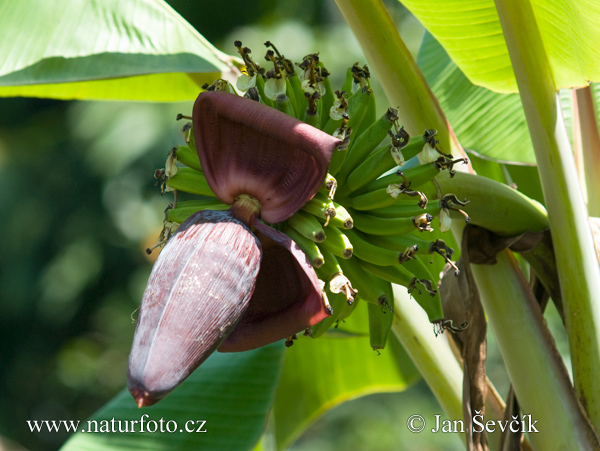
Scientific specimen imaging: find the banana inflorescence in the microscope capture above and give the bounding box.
[149,41,472,351]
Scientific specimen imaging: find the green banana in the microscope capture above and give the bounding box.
[351,82,376,138]
[166,167,215,197]
[360,255,444,324]
[167,198,229,223]
[288,74,305,118]
[283,76,299,118]
[328,87,373,175]
[336,296,360,322]
[282,224,324,268]
[368,298,394,350]
[302,192,336,225]
[330,201,354,229]
[175,145,202,172]
[342,228,401,266]
[350,208,432,236]
[435,171,549,236]
[339,108,398,184]
[402,256,445,323]
[358,258,414,288]
[397,133,428,162]
[347,187,426,211]
[274,94,296,118]
[179,121,198,154]
[254,75,273,108]
[358,162,440,194]
[369,200,442,219]
[316,246,343,280]
[287,210,326,242]
[317,246,357,302]
[309,290,346,338]
[319,76,336,129]
[346,187,395,211]
[318,225,353,259]
[321,173,337,199]
[344,143,397,194]
[366,233,433,254]
[338,257,387,306]
[303,108,320,128]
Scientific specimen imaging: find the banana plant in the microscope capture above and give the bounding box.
[4,0,600,449]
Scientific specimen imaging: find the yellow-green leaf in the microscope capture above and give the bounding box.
[402,0,600,92]
[0,0,237,101]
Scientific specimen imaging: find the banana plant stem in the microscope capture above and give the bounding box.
[471,250,600,450]
[573,86,600,217]
[391,285,464,427]
[495,0,600,430]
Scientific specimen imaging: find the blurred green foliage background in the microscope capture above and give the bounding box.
[1,1,564,450]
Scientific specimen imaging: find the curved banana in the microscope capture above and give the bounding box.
[166,167,215,197]
[369,200,442,219]
[402,256,445,323]
[342,228,401,266]
[329,87,374,175]
[302,191,336,225]
[359,257,444,323]
[339,108,397,181]
[358,162,440,195]
[275,94,296,118]
[282,224,325,268]
[368,301,394,350]
[357,258,414,288]
[175,145,202,172]
[348,188,433,211]
[366,232,433,254]
[308,290,346,338]
[350,208,433,236]
[338,257,387,306]
[318,225,353,259]
[287,210,327,242]
[330,201,354,229]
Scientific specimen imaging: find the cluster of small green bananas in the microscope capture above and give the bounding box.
[152,41,469,351]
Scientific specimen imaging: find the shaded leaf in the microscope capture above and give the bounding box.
[272,301,420,450]
[61,344,284,451]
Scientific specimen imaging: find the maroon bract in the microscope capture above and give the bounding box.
[128,92,342,407]
[193,91,339,223]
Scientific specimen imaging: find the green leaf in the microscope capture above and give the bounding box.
[272,301,420,450]
[418,33,581,166]
[401,0,600,92]
[0,0,237,101]
[61,344,284,451]
[418,33,535,164]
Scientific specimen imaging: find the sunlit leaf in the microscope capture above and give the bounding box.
[0,0,237,101]
[61,344,284,451]
[401,0,600,92]
[418,32,579,165]
[272,301,420,450]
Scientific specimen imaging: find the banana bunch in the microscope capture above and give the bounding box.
[150,41,469,351]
